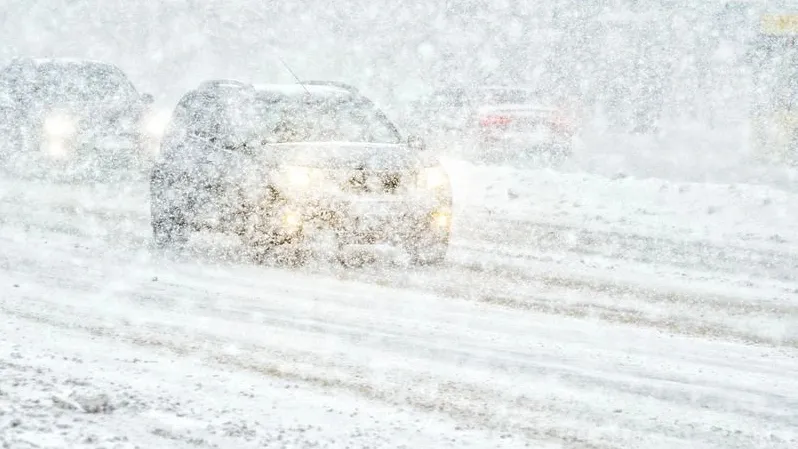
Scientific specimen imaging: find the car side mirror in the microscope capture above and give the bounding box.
[408,134,426,151]
[141,93,155,105]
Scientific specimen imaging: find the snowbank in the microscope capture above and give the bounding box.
[446,159,798,251]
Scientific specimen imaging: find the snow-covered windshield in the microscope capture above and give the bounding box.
[255,97,401,144]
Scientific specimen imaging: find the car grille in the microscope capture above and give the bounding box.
[338,169,407,195]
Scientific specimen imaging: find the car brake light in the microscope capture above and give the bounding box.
[479,115,513,127]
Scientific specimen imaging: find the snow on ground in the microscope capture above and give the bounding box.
[2,225,797,449]
[2,312,536,449]
[449,158,798,251]
[2,148,798,448]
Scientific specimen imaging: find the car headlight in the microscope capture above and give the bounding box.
[281,209,302,229]
[431,210,451,229]
[43,114,76,136]
[417,166,449,190]
[142,109,172,137]
[280,166,326,189]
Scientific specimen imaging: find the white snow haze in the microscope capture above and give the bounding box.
[1,1,798,448]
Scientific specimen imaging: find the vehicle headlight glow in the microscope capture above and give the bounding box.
[282,209,302,229]
[142,109,172,137]
[418,166,449,190]
[281,166,325,189]
[431,211,451,228]
[43,114,76,136]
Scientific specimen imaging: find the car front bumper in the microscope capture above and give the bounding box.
[263,193,452,246]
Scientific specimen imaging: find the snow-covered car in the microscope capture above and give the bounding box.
[410,85,579,164]
[150,79,452,266]
[0,57,169,175]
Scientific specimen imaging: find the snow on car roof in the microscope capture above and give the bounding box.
[253,83,352,99]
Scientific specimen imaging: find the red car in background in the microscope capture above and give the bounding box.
[409,85,581,165]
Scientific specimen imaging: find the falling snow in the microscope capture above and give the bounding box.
[1,1,798,448]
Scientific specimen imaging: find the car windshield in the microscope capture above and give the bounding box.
[253,96,401,144]
[26,63,137,103]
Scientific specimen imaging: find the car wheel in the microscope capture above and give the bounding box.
[151,207,188,249]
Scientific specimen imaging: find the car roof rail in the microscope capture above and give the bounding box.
[197,79,252,90]
[300,80,360,93]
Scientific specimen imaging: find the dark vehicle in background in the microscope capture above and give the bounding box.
[150,79,452,266]
[410,85,579,164]
[0,57,168,177]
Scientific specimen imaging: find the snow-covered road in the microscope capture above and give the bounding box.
[2,161,797,448]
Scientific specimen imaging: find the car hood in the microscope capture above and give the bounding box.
[259,141,440,170]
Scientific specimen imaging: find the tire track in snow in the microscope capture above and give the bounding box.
[4,207,797,349]
[459,217,798,283]
[4,275,796,449]
[3,202,797,348]
[2,175,797,347]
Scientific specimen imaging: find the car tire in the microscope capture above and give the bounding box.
[151,207,189,249]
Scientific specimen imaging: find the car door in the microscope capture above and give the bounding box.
[195,88,274,230]
[152,91,224,224]
[185,92,247,228]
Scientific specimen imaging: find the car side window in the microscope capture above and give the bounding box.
[185,94,228,142]
[161,89,253,161]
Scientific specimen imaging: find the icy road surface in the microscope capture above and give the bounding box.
[1,161,797,449]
